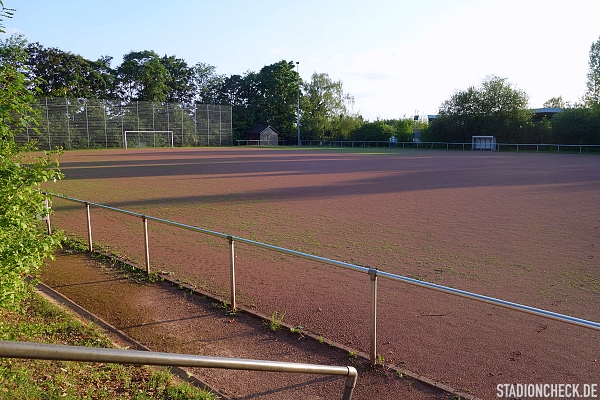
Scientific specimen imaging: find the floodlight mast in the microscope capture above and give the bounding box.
[296,61,301,146]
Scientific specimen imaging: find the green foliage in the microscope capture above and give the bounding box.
[116,50,171,102]
[382,118,416,141]
[0,28,63,310]
[350,120,395,141]
[329,114,364,140]
[255,60,300,139]
[543,96,567,109]
[0,294,217,399]
[160,54,196,104]
[191,62,224,104]
[212,60,301,140]
[268,310,285,332]
[425,75,531,143]
[24,41,115,99]
[301,72,353,140]
[0,1,14,34]
[584,35,600,108]
[551,107,600,145]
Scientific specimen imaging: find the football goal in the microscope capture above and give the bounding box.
[471,136,497,151]
[123,131,174,149]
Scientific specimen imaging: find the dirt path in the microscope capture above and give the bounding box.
[41,249,457,400]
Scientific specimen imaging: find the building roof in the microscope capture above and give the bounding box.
[427,108,563,122]
[247,125,280,135]
[532,108,563,114]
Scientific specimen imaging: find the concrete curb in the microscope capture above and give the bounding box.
[90,248,480,400]
[35,281,229,400]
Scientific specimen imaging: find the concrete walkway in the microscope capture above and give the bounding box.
[40,249,461,400]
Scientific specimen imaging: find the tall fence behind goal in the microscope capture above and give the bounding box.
[14,98,232,150]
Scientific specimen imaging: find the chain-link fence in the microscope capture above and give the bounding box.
[15,98,232,150]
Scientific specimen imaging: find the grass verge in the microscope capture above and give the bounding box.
[0,293,217,400]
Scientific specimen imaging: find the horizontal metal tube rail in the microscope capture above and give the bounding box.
[46,192,600,331]
[0,341,358,399]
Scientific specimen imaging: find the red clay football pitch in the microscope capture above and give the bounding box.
[45,147,599,398]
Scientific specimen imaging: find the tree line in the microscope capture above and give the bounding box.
[0,34,423,144]
[2,30,600,145]
[424,36,600,146]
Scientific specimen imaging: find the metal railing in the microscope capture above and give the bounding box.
[235,139,283,146]
[296,140,600,153]
[43,193,600,367]
[497,143,600,153]
[0,341,358,400]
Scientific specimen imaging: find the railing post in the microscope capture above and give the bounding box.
[342,367,358,400]
[368,268,378,365]
[85,202,93,252]
[228,236,237,311]
[143,216,150,274]
[43,199,51,235]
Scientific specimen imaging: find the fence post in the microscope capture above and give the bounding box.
[368,268,378,365]
[85,203,93,252]
[228,236,237,311]
[43,199,51,235]
[143,216,150,274]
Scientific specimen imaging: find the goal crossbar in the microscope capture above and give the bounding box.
[124,131,174,149]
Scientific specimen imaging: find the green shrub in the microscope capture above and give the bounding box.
[0,28,63,310]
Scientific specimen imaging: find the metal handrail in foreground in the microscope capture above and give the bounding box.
[44,192,600,365]
[0,341,358,399]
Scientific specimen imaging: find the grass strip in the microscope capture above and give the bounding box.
[0,294,217,399]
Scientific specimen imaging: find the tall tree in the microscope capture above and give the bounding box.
[427,75,531,143]
[212,61,301,141]
[543,96,567,109]
[160,54,194,104]
[192,62,224,104]
[116,50,170,102]
[0,38,116,99]
[302,72,352,140]
[583,35,600,108]
[254,60,301,139]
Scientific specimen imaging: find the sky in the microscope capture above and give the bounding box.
[2,0,600,121]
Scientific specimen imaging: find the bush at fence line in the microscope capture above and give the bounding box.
[0,48,64,311]
[0,143,64,311]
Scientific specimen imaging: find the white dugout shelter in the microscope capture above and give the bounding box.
[471,136,497,151]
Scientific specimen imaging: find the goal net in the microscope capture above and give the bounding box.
[123,131,174,149]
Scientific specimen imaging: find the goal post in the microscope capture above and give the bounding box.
[123,131,174,149]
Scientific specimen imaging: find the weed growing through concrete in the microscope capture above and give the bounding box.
[269,310,285,332]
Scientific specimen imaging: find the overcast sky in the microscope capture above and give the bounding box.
[3,0,599,120]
